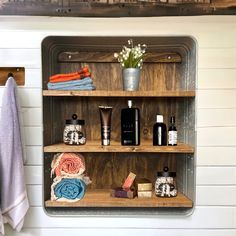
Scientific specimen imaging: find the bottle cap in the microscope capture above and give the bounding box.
[128,100,132,108]
[66,114,85,125]
[157,166,176,177]
[156,115,163,123]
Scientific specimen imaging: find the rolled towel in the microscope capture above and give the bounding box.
[51,153,85,177]
[47,77,94,90]
[51,177,86,202]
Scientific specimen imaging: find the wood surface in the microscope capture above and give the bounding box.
[0,67,25,85]
[43,90,195,97]
[55,61,188,92]
[45,190,193,208]
[45,152,179,191]
[58,52,182,63]
[43,96,193,144]
[44,141,194,153]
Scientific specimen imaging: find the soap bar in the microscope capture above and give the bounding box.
[122,172,136,190]
[137,191,152,198]
[111,187,135,199]
[135,178,152,191]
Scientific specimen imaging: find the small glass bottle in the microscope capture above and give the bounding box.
[63,114,86,145]
[153,115,167,146]
[155,167,177,197]
[168,116,177,146]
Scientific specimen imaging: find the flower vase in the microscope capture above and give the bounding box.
[122,68,141,91]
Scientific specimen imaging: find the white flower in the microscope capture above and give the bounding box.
[128,39,133,45]
[114,39,147,68]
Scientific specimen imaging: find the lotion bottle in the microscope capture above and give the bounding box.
[153,115,167,146]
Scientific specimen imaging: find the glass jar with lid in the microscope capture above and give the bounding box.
[63,114,86,145]
[155,166,177,197]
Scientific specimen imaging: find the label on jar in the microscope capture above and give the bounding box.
[168,131,177,145]
[155,177,177,197]
[63,125,86,145]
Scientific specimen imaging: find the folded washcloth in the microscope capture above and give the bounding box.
[50,66,89,80]
[48,77,92,88]
[48,77,95,90]
[0,77,29,234]
[51,153,85,177]
[51,177,87,202]
[50,84,96,91]
[49,67,91,83]
[50,72,91,83]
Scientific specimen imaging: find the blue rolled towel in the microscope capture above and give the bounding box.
[47,77,94,90]
[53,178,86,201]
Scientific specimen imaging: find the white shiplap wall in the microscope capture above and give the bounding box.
[0,16,236,236]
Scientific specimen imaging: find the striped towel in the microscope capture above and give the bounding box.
[51,176,86,202]
[51,153,86,178]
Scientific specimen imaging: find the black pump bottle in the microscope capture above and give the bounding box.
[121,100,140,146]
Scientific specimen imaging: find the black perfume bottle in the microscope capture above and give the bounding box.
[121,100,140,145]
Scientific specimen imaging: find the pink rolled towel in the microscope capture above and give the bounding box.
[51,152,85,177]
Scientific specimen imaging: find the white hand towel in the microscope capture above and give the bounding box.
[0,77,29,234]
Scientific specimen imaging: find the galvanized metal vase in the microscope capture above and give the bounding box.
[122,68,141,91]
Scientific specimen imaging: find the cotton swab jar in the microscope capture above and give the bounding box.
[155,166,177,198]
[63,114,86,145]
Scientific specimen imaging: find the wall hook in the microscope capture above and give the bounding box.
[8,72,14,78]
[0,67,25,86]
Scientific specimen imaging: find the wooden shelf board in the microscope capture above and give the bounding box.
[44,141,194,153]
[58,51,182,63]
[45,190,193,208]
[43,90,195,97]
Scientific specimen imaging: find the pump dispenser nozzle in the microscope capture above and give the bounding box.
[128,100,132,108]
